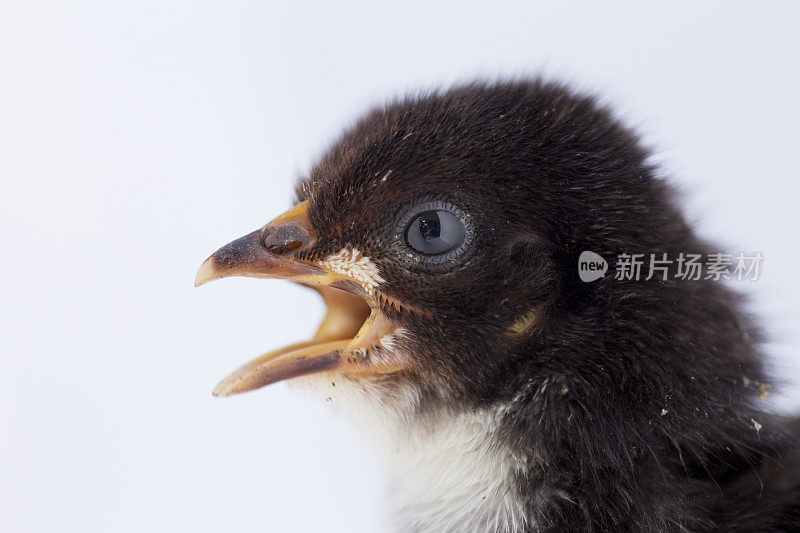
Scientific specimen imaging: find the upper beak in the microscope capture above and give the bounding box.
[195,201,405,397]
[194,201,323,288]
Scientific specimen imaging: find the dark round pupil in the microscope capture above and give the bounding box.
[417,211,441,240]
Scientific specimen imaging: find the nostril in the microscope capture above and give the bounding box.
[267,240,302,255]
[261,223,311,256]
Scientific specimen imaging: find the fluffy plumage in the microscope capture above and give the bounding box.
[283,80,799,530]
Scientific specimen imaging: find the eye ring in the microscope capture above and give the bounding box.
[395,200,472,265]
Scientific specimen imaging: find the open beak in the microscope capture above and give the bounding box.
[195,201,405,397]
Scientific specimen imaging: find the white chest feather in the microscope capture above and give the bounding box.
[292,377,530,532]
[383,409,529,532]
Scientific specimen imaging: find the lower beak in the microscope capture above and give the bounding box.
[195,201,405,397]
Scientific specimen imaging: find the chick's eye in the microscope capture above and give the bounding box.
[404,210,464,255]
[398,199,472,265]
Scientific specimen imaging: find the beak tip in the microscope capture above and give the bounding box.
[194,257,218,288]
[212,380,235,397]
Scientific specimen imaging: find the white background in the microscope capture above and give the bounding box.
[1,2,798,531]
